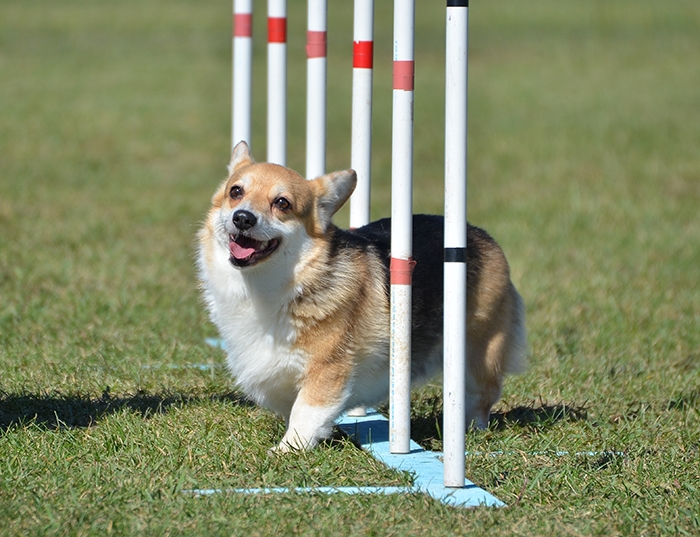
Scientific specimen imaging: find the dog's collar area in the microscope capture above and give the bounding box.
[229,234,280,267]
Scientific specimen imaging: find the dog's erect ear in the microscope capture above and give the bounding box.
[228,141,254,175]
[313,169,357,233]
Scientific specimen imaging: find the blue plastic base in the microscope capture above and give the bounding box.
[335,410,504,508]
[196,338,504,508]
[186,411,504,508]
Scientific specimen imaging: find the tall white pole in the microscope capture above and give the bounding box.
[349,0,374,229]
[232,0,253,150]
[306,0,328,179]
[344,0,375,420]
[443,0,468,488]
[267,0,287,165]
[389,0,416,455]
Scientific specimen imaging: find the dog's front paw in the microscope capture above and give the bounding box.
[267,445,283,456]
[271,431,319,453]
[267,442,295,455]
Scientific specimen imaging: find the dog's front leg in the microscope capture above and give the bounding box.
[274,391,346,452]
[273,327,355,452]
[274,358,351,452]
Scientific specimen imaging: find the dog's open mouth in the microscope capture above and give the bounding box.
[228,234,280,267]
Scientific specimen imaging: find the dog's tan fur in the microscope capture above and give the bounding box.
[197,142,526,451]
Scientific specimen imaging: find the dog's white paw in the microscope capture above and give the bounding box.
[273,432,317,453]
[267,440,307,455]
[267,444,289,455]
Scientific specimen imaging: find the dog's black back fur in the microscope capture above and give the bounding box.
[328,215,499,379]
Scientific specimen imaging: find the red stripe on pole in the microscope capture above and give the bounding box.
[268,17,286,43]
[306,31,327,58]
[393,60,415,91]
[390,257,417,285]
[353,41,374,69]
[234,14,253,38]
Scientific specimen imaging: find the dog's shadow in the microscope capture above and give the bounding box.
[0,389,252,431]
[409,402,589,449]
[489,403,589,429]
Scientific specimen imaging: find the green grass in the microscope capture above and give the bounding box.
[1,0,700,535]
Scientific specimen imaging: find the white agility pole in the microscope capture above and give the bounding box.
[306,0,328,179]
[345,0,375,420]
[232,0,253,150]
[389,0,416,455]
[443,0,469,487]
[267,0,287,165]
[349,0,374,230]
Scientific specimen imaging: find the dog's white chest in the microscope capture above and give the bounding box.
[202,258,307,415]
[224,317,306,415]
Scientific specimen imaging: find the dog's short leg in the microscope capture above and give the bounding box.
[464,282,527,430]
[274,395,344,452]
[273,333,355,451]
[465,388,500,430]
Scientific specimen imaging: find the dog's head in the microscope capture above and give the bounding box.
[208,141,357,269]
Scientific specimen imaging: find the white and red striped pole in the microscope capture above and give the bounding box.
[389,0,416,455]
[267,0,287,165]
[349,0,374,230]
[344,0,375,420]
[443,0,469,487]
[306,0,328,179]
[232,0,253,150]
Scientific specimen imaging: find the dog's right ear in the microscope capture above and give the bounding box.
[228,141,254,175]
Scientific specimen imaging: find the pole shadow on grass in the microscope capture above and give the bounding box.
[0,389,253,431]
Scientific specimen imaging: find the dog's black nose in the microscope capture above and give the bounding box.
[232,210,257,230]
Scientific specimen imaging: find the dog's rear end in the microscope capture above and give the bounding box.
[352,215,527,430]
[463,224,527,428]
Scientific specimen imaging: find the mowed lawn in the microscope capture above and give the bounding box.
[1,0,700,535]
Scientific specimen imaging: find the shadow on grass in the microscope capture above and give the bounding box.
[490,403,589,429]
[0,389,252,431]
[668,389,699,411]
[410,402,589,449]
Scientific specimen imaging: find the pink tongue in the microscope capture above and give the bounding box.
[229,241,256,260]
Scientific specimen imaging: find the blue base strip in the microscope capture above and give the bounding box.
[205,338,227,350]
[335,410,505,508]
[459,450,625,458]
[142,363,217,371]
[186,486,415,497]
[199,337,503,508]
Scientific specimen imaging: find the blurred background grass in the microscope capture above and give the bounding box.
[1,0,699,534]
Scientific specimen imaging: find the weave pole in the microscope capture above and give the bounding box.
[267,0,287,165]
[443,0,468,487]
[306,0,328,179]
[229,0,474,490]
[389,0,416,455]
[349,0,374,230]
[344,0,375,420]
[232,0,253,150]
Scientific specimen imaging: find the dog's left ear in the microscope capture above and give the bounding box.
[228,141,254,176]
[314,169,357,232]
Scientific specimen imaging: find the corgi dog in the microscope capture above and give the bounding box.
[197,141,526,452]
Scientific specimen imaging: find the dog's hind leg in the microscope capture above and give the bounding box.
[465,284,527,430]
[464,336,506,430]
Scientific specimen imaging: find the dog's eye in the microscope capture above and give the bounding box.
[273,197,291,211]
[229,185,244,199]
